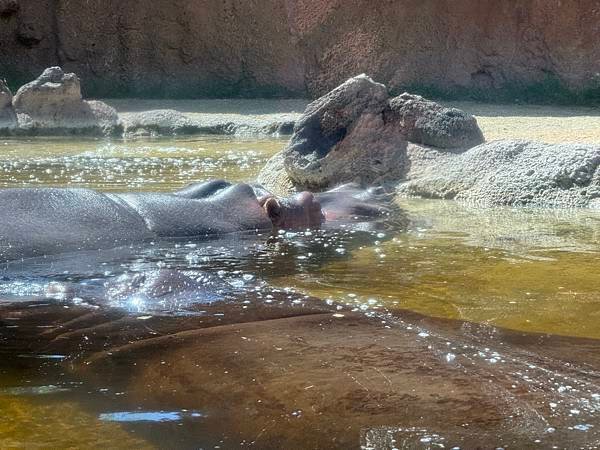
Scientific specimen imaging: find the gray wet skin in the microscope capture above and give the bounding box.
[0,180,387,263]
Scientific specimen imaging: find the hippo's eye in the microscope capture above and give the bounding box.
[264,198,282,221]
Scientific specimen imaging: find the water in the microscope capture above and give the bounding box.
[0,135,599,448]
[0,135,283,191]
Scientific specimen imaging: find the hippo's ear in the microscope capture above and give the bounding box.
[263,197,282,223]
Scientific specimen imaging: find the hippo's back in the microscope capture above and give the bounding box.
[117,183,272,238]
[0,188,152,262]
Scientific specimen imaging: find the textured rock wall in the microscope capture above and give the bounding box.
[1,0,599,98]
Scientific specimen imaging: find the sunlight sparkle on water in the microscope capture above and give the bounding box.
[99,410,204,423]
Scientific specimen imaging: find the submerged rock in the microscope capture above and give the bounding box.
[0,78,17,131]
[398,139,600,208]
[12,67,120,135]
[259,74,482,193]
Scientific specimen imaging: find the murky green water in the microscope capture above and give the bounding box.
[1,136,599,448]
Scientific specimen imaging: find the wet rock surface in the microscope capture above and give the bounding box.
[11,67,119,135]
[399,139,600,207]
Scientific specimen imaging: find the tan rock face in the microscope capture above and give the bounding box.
[0,0,599,98]
[12,67,119,134]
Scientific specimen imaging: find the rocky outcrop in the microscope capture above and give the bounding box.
[398,140,600,208]
[259,75,483,192]
[0,0,599,99]
[0,79,17,131]
[256,152,297,197]
[12,67,119,135]
[259,75,600,209]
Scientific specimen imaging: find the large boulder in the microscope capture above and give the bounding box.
[398,139,600,208]
[0,78,17,131]
[386,93,484,149]
[281,75,407,191]
[12,67,120,135]
[258,74,483,193]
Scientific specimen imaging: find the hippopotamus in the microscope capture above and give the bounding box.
[0,180,392,263]
[44,268,232,313]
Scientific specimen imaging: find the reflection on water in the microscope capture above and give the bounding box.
[0,136,599,448]
[275,200,600,339]
[0,136,283,191]
[99,410,204,423]
[1,385,70,395]
[0,372,152,449]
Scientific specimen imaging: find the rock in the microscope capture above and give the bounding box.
[0,0,18,17]
[386,93,484,149]
[279,74,408,190]
[0,79,17,131]
[122,109,200,137]
[259,75,481,193]
[259,120,295,136]
[257,152,297,197]
[397,139,600,208]
[12,67,120,135]
[121,110,296,138]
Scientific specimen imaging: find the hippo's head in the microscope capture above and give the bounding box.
[259,192,324,230]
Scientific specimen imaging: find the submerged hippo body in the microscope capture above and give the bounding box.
[0,182,273,262]
[0,181,390,263]
[0,187,154,263]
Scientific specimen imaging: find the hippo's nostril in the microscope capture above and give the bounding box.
[297,191,315,205]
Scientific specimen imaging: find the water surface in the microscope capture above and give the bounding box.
[0,135,599,448]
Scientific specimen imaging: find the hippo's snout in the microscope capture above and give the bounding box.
[263,191,325,230]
